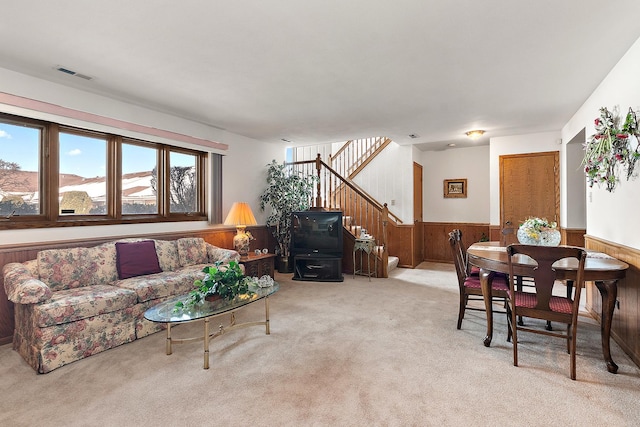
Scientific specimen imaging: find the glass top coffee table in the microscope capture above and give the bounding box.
[144,283,279,369]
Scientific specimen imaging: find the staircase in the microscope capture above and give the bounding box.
[286,138,402,277]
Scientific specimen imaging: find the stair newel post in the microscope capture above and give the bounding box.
[315,153,323,208]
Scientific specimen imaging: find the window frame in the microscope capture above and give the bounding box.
[0,112,209,230]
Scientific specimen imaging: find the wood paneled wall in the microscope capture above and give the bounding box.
[387,223,418,268]
[0,226,275,345]
[423,222,490,263]
[584,235,640,368]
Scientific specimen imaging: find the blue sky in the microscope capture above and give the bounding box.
[1,121,193,177]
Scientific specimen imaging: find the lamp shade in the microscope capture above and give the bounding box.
[224,202,257,227]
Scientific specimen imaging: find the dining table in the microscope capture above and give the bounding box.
[467,241,629,374]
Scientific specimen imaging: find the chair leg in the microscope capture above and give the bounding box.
[506,306,512,342]
[516,276,525,326]
[457,293,466,329]
[569,323,577,380]
[512,311,519,367]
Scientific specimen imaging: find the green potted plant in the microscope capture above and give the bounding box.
[259,160,316,272]
[174,261,251,309]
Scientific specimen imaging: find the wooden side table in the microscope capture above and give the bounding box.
[239,253,276,279]
[353,238,377,281]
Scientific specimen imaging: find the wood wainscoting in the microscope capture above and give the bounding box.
[584,235,640,368]
[423,222,490,263]
[0,226,275,346]
[387,222,420,268]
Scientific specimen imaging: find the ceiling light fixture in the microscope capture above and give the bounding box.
[465,130,485,139]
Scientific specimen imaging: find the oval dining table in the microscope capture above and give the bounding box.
[467,241,629,374]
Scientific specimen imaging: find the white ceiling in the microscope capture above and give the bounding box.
[1,1,640,151]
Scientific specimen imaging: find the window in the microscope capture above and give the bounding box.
[0,119,42,217]
[59,130,107,215]
[169,151,198,213]
[0,112,211,229]
[122,142,158,215]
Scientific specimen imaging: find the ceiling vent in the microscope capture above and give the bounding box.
[54,66,93,81]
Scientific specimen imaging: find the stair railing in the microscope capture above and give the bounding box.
[330,137,391,179]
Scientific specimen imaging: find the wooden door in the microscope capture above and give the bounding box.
[413,162,423,264]
[499,151,559,246]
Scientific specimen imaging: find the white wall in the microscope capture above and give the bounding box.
[421,145,490,223]
[489,132,561,226]
[353,142,414,223]
[0,67,281,245]
[564,130,587,229]
[562,36,640,249]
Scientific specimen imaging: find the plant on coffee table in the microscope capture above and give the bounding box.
[174,261,253,310]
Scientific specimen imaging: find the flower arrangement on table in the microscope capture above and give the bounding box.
[582,106,640,192]
[174,261,274,310]
[519,217,557,240]
[517,217,560,246]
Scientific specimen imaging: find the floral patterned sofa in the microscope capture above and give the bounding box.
[2,237,239,373]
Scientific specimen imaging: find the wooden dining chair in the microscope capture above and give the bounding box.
[450,229,479,276]
[448,230,509,330]
[505,244,587,380]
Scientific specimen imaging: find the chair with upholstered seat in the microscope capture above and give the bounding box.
[449,230,509,330]
[505,244,587,380]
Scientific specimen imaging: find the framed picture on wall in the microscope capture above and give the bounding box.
[443,179,467,198]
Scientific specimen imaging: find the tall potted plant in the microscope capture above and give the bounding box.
[259,160,316,272]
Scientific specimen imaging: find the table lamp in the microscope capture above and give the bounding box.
[224,202,257,257]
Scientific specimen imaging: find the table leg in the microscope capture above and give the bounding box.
[203,318,210,370]
[480,268,493,347]
[353,250,356,279]
[594,280,619,374]
[166,323,172,355]
[265,296,271,335]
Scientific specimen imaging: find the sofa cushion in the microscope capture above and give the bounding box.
[154,239,181,271]
[115,240,162,279]
[87,242,119,285]
[33,284,138,328]
[177,237,208,266]
[207,245,240,263]
[113,269,204,303]
[38,248,90,292]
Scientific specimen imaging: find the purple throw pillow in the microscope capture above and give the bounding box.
[115,240,162,280]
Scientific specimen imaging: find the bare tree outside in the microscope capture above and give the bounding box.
[169,166,196,212]
[150,165,196,213]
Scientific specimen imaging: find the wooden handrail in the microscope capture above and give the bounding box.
[330,137,391,180]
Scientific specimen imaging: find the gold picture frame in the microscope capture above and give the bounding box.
[443,179,467,198]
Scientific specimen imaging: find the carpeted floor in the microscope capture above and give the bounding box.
[1,262,639,426]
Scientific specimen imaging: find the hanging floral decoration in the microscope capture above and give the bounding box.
[582,106,640,192]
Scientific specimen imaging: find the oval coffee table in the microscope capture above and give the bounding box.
[144,283,279,369]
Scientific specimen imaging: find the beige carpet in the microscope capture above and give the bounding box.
[1,262,640,427]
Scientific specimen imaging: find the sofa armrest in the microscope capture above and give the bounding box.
[206,244,240,264]
[3,262,53,304]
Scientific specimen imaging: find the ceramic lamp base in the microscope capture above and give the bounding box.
[233,226,251,256]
